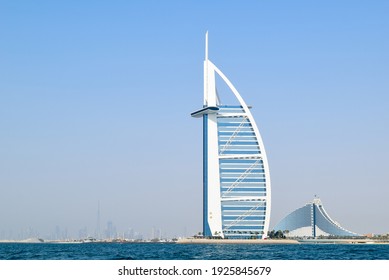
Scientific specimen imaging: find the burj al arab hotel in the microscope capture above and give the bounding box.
[191,33,271,239]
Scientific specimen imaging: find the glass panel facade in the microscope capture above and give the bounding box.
[217,106,267,239]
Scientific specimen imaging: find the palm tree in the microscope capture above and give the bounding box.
[268,230,276,239]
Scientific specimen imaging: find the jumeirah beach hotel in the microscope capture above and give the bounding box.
[273,197,360,238]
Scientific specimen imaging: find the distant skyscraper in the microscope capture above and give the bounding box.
[151,227,162,240]
[95,200,101,239]
[273,197,359,237]
[105,220,116,239]
[191,33,271,239]
[127,228,134,239]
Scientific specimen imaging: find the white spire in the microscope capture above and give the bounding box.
[205,31,208,61]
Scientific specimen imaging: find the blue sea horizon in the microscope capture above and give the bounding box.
[1,243,389,260]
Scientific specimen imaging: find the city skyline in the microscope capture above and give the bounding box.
[0,203,165,241]
[1,1,388,238]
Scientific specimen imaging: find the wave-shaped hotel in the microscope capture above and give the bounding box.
[273,197,360,238]
[191,33,271,239]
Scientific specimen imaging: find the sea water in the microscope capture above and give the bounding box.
[1,243,389,260]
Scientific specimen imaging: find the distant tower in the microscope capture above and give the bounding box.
[95,200,101,239]
[191,32,271,239]
[151,227,155,240]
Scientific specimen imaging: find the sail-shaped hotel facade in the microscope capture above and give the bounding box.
[191,33,271,239]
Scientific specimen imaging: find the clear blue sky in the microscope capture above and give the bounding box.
[1,0,388,239]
